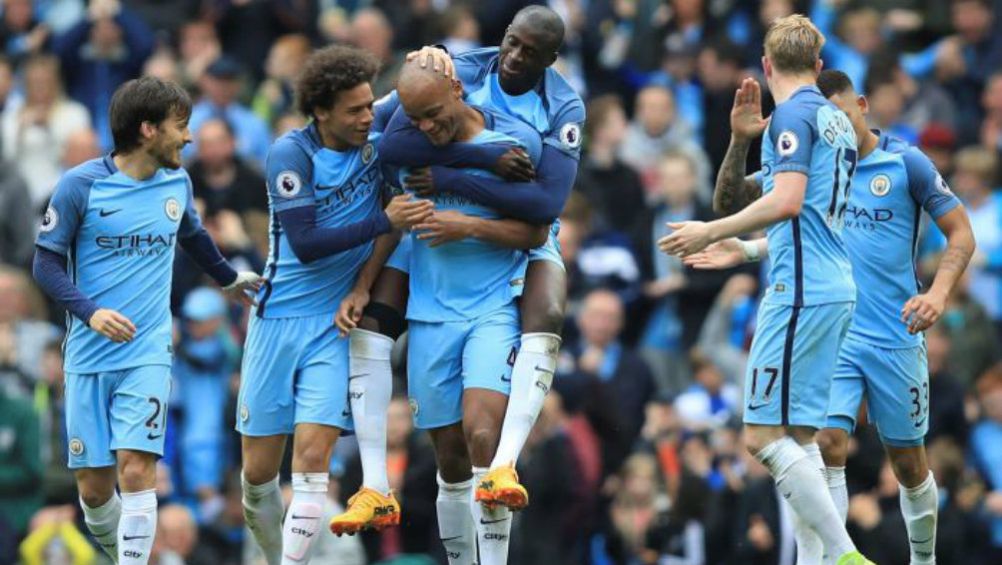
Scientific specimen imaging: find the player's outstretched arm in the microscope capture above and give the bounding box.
[414,210,549,249]
[378,108,535,182]
[714,78,767,215]
[682,237,769,270]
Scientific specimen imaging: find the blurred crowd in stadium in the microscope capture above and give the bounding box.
[3,0,1002,564]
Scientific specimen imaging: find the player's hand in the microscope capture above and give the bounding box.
[335,287,369,337]
[747,515,774,551]
[901,290,947,334]
[89,309,136,343]
[405,46,455,78]
[385,194,434,229]
[223,271,264,308]
[414,210,474,247]
[731,77,768,142]
[493,147,535,182]
[403,167,439,198]
[682,238,746,270]
[658,221,714,257]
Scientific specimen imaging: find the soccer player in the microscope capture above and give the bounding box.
[332,5,583,523]
[688,69,975,565]
[236,46,433,565]
[31,76,262,565]
[376,60,548,565]
[659,15,876,565]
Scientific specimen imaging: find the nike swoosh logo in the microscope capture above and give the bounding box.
[747,403,769,411]
[99,208,122,217]
[348,373,370,380]
[146,433,163,440]
[341,409,351,417]
[914,418,927,428]
[480,517,509,524]
[781,491,792,500]
[291,514,319,520]
[534,364,555,375]
[122,535,149,541]
[501,375,511,383]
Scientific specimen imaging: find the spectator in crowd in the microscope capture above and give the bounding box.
[187,56,272,166]
[924,324,970,446]
[698,37,747,174]
[920,123,959,181]
[941,277,1000,390]
[865,50,957,139]
[60,127,101,170]
[674,353,741,432]
[0,157,34,268]
[143,47,181,84]
[812,3,885,91]
[0,266,61,384]
[0,0,50,67]
[177,19,221,88]
[252,33,311,127]
[971,367,1002,563]
[866,74,918,143]
[0,374,42,546]
[619,84,710,200]
[349,7,404,98]
[0,53,20,112]
[17,506,93,565]
[36,340,75,505]
[51,0,155,150]
[171,288,239,522]
[696,273,757,386]
[573,94,646,234]
[158,504,219,565]
[438,4,481,55]
[1,54,90,208]
[188,118,268,217]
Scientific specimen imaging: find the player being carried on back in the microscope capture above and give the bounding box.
[235,46,433,565]
[330,2,584,533]
[687,69,975,565]
[32,77,262,565]
[660,14,876,565]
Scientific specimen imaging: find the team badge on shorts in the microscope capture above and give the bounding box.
[40,206,58,233]
[361,143,375,164]
[409,398,419,417]
[164,197,182,221]
[559,123,582,151]
[276,171,302,198]
[778,131,798,156]
[69,438,85,456]
[240,404,250,423]
[870,174,892,197]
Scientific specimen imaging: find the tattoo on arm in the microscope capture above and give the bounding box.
[937,244,973,278]
[714,139,762,216]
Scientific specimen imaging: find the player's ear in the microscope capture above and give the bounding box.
[451,78,463,99]
[815,58,823,75]
[139,120,157,143]
[761,56,770,78]
[857,94,869,116]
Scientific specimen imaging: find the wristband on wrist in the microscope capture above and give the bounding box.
[740,240,761,263]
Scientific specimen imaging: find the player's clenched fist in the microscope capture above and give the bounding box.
[89,308,136,343]
[385,194,434,229]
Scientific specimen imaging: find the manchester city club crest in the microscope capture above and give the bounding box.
[361,143,375,164]
[164,197,182,220]
[870,173,892,197]
[40,206,58,232]
[69,438,84,456]
[276,170,302,198]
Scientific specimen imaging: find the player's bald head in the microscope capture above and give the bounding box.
[510,5,565,54]
[397,57,466,146]
[397,57,451,100]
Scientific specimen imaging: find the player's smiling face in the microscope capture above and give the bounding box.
[314,82,375,151]
[150,111,191,170]
[498,24,556,94]
[399,75,464,146]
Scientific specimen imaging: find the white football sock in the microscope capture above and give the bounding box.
[900,471,938,565]
[792,443,825,565]
[349,329,394,495]
[437,474,478,565]
[471,466,511,565]
[282,473,327,565]
[242,473,284,565]
[824,466,849,565]
[82,493,121,563]
[757,437,856,559]
[491,333,560,468]
[118,489,157,565]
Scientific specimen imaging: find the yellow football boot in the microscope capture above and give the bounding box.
[475,465,529,510]
[328,487,401,536]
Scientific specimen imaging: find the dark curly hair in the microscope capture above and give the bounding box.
[296,46,380,119]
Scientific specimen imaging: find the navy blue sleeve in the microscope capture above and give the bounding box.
[378,106,511,170]
[32,247,99,324]
[432,144,578,224]
[179,229,238,286]
[278,206,392,264]
[372,91,400,133]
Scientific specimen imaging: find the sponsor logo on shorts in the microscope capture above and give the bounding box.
[69,438,84,456]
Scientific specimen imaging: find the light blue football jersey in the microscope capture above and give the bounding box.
[256,124,386,318]
[454,47,585,161]
[36,156,200,373]
[760,85,857,307]
[843,134,961,347]
[402,107,542,322]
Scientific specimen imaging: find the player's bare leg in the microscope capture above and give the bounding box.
[77,466,121,562]
[429,422,476,565]
[481,260,565,509]
[331,267,407,535]
[114,449,158,565]
[282,424,340,564]
[886,445,937,565]
[241,434,287,565]
[464,388,513,565]
[746,424,861,564]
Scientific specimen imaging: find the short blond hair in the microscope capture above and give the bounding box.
[765,14,825,74]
